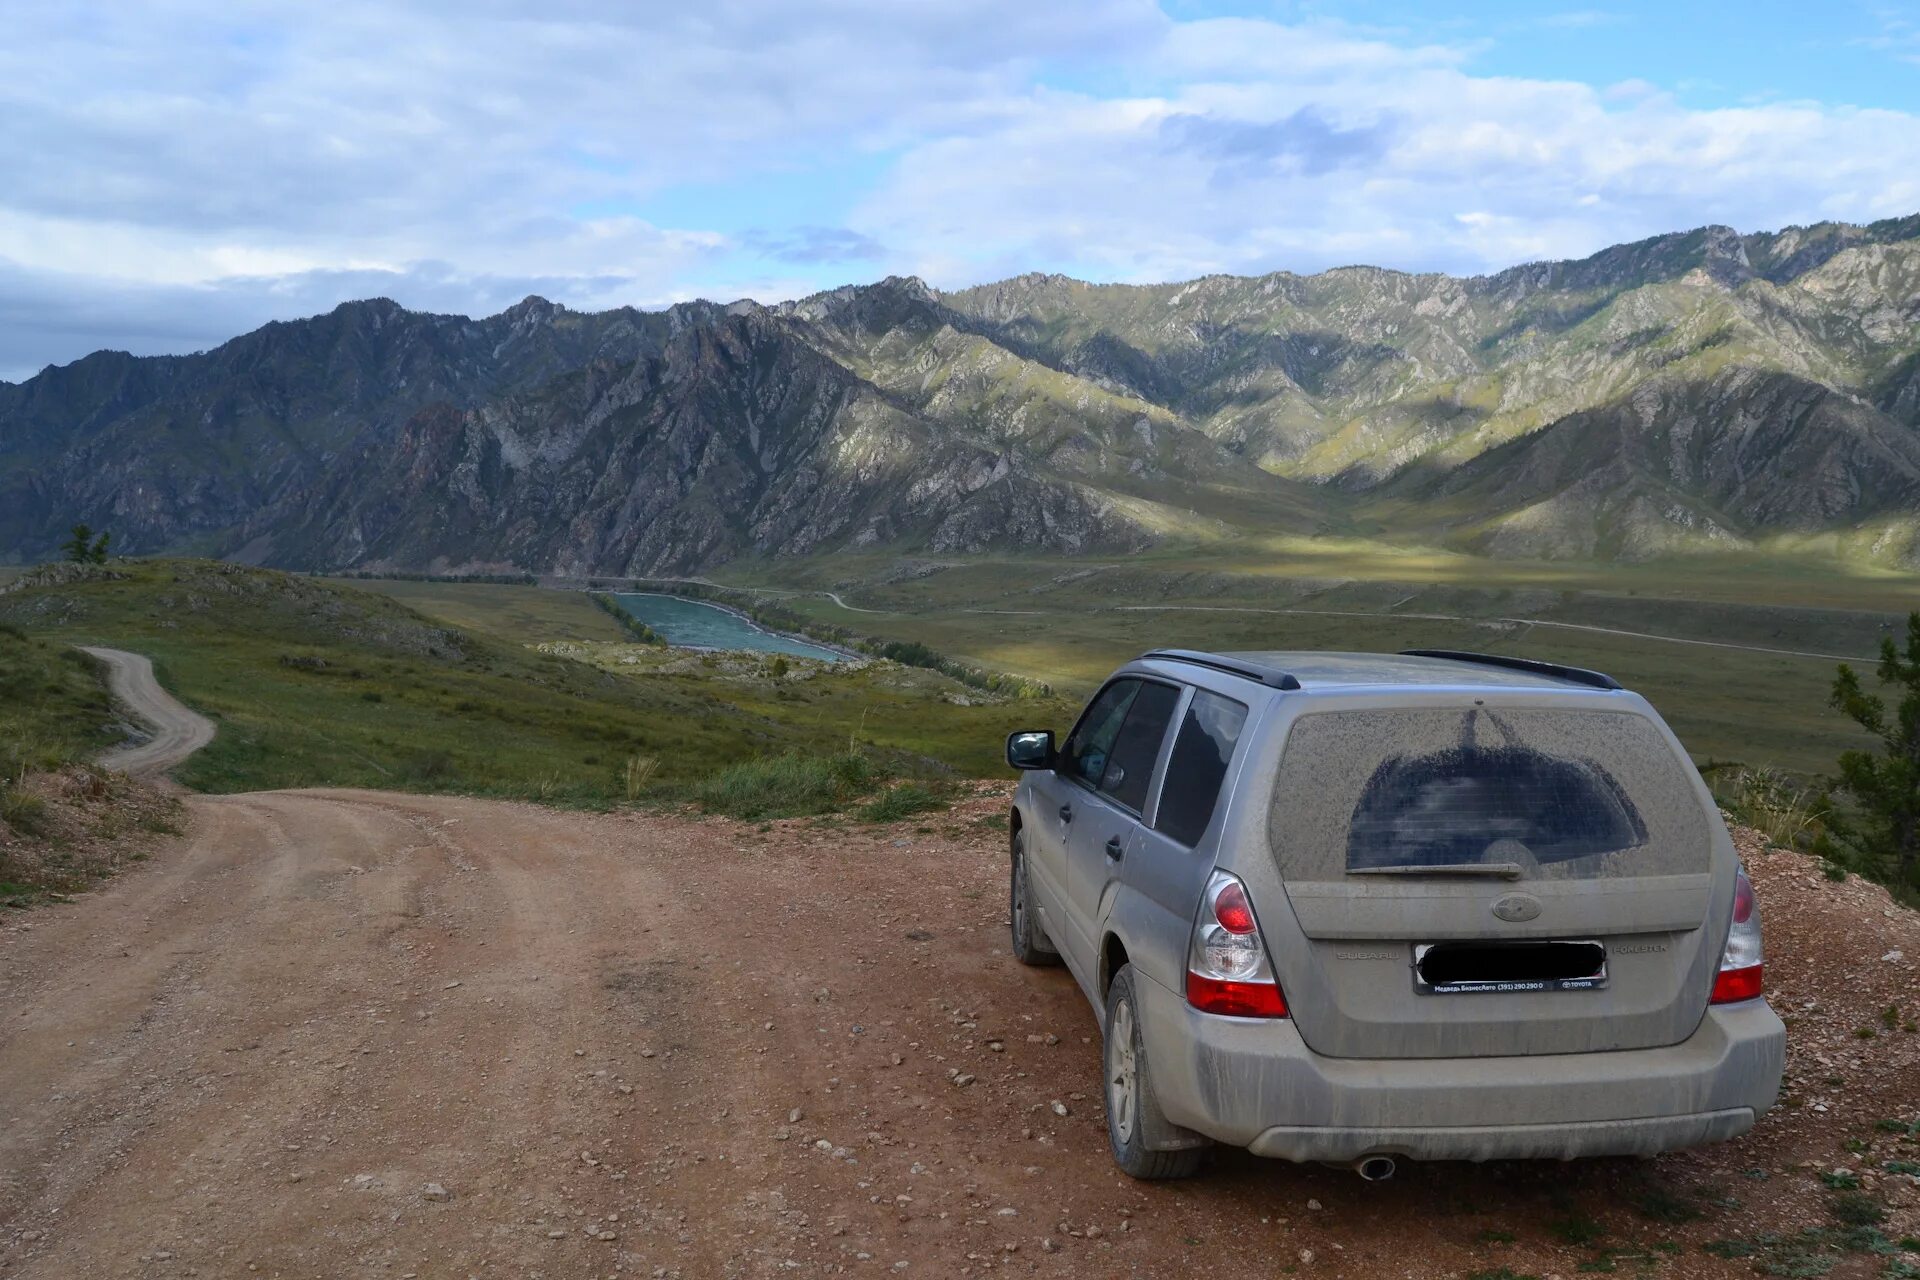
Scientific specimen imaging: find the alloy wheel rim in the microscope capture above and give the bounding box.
[1109,998,1137,1144]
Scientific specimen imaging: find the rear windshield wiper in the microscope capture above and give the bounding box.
[1347,862,1525,881]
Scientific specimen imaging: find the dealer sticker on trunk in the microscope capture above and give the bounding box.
[1412,941,1609,994]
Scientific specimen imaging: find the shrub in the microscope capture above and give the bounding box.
[402,750,457,783]
[0,784,50,836]
[623,754,659,804]
[1827,1192,1886,1227]
[588,592,665,645]
[693,751,882,820]
[859,782,947,823]
[1719,766,1822,848]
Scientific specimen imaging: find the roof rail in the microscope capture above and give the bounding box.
[1140,649,1302,691]
[1400,649,1622,691]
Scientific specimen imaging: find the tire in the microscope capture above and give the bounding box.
[1103,965,1207,1180]
[1009,828,1061,967]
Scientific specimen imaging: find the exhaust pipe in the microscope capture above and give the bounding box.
[1355,1155,1397,1182]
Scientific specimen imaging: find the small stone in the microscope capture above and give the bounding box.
[1050,1101,1069,1117]
[1299,1248,1315,1265]
[1306,1198,1323,1211]
[1085,1225,1103,1239]
[442,980,461,990]
[574,1048,586,1057]
[640,1048,656,1059]
[423,1183,451,1202]
[995,1207,1017,1217]
[1884,950,1906,963]
[789,1108,803,1123]
[287,1172,303,1183]
[1041,1238,1058,1254]
[547,1229,567,1239]
[988,1041,1004,1052]
[952,1073,975,1087]
[616,1084,633,1095]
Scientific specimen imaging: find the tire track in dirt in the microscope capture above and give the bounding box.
[3,786,1915,1278]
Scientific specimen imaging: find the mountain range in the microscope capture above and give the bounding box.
[6,214,1920,573]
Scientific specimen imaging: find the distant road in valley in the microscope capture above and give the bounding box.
[81,646,216,778]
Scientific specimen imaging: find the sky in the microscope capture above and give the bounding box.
[4,0,1919,381]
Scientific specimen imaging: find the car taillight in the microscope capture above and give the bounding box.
[1187,870,1288,1018]
[1711,866,1764,1004]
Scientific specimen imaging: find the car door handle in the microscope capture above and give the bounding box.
[1058,803,1073,824]
[1105,836,1124,860]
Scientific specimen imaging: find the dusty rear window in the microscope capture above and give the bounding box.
[1269,706,1709,881]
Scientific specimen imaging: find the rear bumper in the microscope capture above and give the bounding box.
[1132,970,1785,1163]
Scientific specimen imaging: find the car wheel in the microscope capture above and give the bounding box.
[1104,965,1207,1180]
[1009,828,1060,967]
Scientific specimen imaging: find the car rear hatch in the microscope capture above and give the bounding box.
[1260,698,1723,1060]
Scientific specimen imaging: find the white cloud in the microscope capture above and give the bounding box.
[2,2,1918,376]
[854,24,1920,283]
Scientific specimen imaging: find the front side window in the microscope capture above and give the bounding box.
[1097,681,1182,813]
[1060,680,1140,787]
[1156,690,1249,846]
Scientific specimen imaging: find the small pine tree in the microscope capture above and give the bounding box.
[1828,611,1920,895]
[60,523,111,564]
[61,523,95,563]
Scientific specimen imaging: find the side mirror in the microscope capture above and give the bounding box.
[1005,729,1056,771]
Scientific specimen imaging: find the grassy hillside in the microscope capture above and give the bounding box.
[709,546,1901,779]
[0,561,1072,803]
[0,626,116,776]
[337,578,1076,776]
[324,577,637,643]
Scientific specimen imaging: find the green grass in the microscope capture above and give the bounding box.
[0,624,117,778]
[859,782,948,823]
[347,578,1080,777]
[0,786,50,836]
[327,578,636,645]
[0,560,869,805]
[691,750,884,820]
[708,546,1907,779]
[1548,1214,1609,1247]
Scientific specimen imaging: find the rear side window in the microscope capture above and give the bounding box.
[1156,691,1249,847]
[1097,682,1182,813]
[1270,706,1709,882]
[1060,680,1139,786]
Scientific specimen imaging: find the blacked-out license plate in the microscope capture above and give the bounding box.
[1413,940,1608,994]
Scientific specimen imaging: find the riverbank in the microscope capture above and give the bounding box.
[607,591,858,661]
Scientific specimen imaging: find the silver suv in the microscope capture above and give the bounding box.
[1004,649,1786,1180]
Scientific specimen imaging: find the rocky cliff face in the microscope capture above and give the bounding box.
[5,214,1920,571]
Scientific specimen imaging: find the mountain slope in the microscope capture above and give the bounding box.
[252,307,1172,573]
[5,213,1920,570]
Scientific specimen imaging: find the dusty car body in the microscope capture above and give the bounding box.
[1005,649,1786,1180]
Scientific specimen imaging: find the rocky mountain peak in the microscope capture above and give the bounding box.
[6,211,1920,572]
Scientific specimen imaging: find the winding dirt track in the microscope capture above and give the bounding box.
[1,662,1915,1278]
[79,647,216,779]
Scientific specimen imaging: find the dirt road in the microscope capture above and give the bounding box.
[2,656,1916,1276]
[2,783,1917,1279]
[79,647,216,779]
